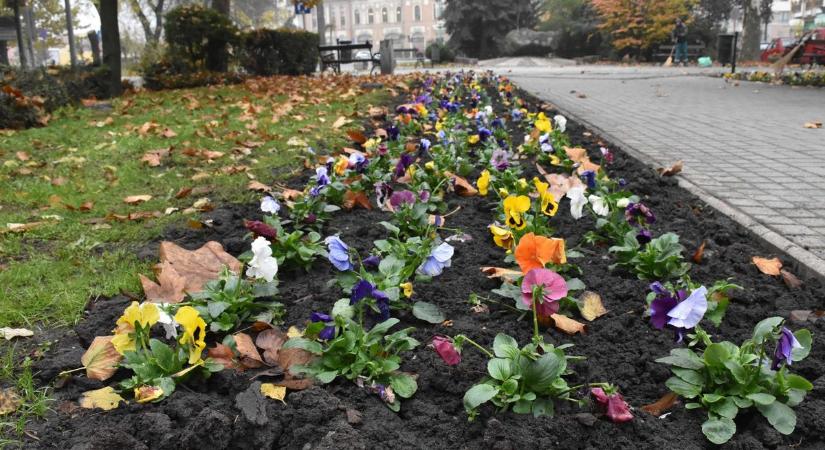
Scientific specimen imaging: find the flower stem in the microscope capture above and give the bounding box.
[458,335,494,358]
[532,287,541,344]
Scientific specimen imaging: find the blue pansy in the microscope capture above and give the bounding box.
[325,236,353,271]
[417,242,455,277]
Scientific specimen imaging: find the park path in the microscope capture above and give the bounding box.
[508,67,825,277]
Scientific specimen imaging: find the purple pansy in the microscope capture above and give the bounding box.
[478,127,492,142]
[348,152,369,173]
[636,229,653,245]
[362,255,381,269]
[772,327,803,370]
[394,153,416,178]
[311,166,331,197]
[649,282,687,330]
[581,170,597,189]
[666,286,708,340]
[387,126,400,141]
[419,190,431,203]
[325,236,353,271]
[310,312,336,340]
[417,242,454,277]
[600,147,614,164]
[625,202,656,226]
[375,182,393,207]
[491,149,510,171]
[390,190,417,208]
[350,280,390,320]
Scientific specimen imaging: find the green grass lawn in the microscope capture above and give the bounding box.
[0,76,391,329]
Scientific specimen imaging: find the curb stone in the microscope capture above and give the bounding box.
[520,93,825,284]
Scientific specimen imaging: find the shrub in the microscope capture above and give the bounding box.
[239,29,319,76]
[425,42,455,63]
[164,5,239,71]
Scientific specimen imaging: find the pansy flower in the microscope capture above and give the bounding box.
[419,138,432,154]
[468,134,480,145]
[567,186,588,219]
[650,284,708,341]
[589,195,610,217]
[394,153,415,178]
[636,229,653,245]
[503,195,530,230]
[417,242,455,277]
[390,190,416,208]
[581,170,597,190]
[591,387,633,423]
[432,336,461,366]
[310,166,330,197]
[514,232,566,274]
[112,302,161,354]
[400,282,414,298]
[625,202,655,226]
[477,170,490,196]
[350,280,391,320]
[348,152,368,172]
[772,327,803,370]
[539,133,554,153]
[375,182,393,207]
[362,255,381,269]
[246,236,278,282]
[175,306,207,365]
[334,155,350,176]
[553,115,567,133]
[489,224,514,251]
[478,127,492,142]
[540,190,559,217]
[521,268,568,317]
[534,112,552,133]
[260,196,280,214]
[310,312,336,340]
[600,147,614,164]
[244,220,278,240]
[325,236,353,271]
[491,149,510,171]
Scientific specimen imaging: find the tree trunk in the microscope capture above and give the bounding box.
[209,0,230,72]
[88,30,101,65]
[64,0,78,68]
[316,1,326,45]
[0,41,8,65]
[740,0,762,61]
[153,0,165,43]
[100,0,122,96]
[12,0,27,68]
[24,4,36,66]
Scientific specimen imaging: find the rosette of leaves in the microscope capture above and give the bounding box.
[251,218,326,271]
[283,316,420,412]
[656,317,813,444]
[609,232,690,280]
[463,334,577,420]
[188,268,284,332]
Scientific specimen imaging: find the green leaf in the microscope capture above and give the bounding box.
[685,402,703,409]
[412,302,445,324]
[207,301,230,319]
[656,348,705,370]
[665,376,701,398]
[672,368,703,386]
[752,317,784,344]
[746,393,776,406]
[565,278,586,291]
[531,397,554,417]
[521,352,566,392]
[316,371,338,384]
[703,343,730,368]
[390,373,418,398]
[492,334,519,358]
[331,298,354,320]
[792,329,812,362]
[731,396,753,408]
[724,360,747,384]
[702,393,724,403]
[282,338,323,355]
[149,339,177,373]
[702,418,736,444]
[512,399,532,414]
[487,358,512,381]
[463,383,499,411]
[378,221,400,234]
[785,374,813,391]
[710,397,738,419]
[367,318,399,338]
[379,255,405,276]
[252,281,279,298]
[756,401,797,435]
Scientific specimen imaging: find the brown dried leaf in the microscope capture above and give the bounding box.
[207,344,239,370]
[124,194,152,204]
[234,333,264,369]
[248,180,271,192]
[781,269,802,289]
[342,190,372,210]
[692,240,706,264]
[256,328,287,366]
[15,151,30,161]
[641,392,679,417]
[550,314,586,335]
[803,121,822,129]
[139,261,187,303]
[657,160,683,177]
[0,389,21,415]
[155,241,242,294]
[579,291,608,321]
[79,387,124,411]
[161,128,177,138]
[346,130,367,144]
[480,267,522,284]
[0,327,34,340]
[278,347,314,374]
[444,171,478,197]
[175,187,193,199]
[81,336,123,381]
[752,256,782,276]
[332,116,352,129]
[564,147,588,163]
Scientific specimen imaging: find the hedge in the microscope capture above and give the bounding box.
[239,29,319,76]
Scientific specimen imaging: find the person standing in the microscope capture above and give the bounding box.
[672,18,689,66]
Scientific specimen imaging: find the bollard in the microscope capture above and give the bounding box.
[380,39,394,75]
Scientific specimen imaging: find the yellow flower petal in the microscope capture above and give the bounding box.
[174,306,206,365]
[477,170,490,196]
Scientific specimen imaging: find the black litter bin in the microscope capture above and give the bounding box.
[337,39,353,61]
[717,33,737,65]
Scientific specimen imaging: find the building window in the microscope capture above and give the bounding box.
[368,8,374,24]
[414,5,421,22]
[396,6,402,22]
[382,7,388,23]
[355,10,360,25]
[340,7,346,26]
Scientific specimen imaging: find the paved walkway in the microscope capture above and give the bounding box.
[509,67,825,277]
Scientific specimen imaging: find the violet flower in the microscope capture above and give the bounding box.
[394,153,415,178]
[362,255,381,269]
[581,170,597,190]
[648,282,686,330]
[311,166,331,197]
[417,243,454,277]
[387,126,400,141]
[432,336,461,366]
[491,149,510,171]
[324,236,353,271]
[625,202,656,226]
[771,327,803,370]
[636,229,653,245]
[244,220,278,241]
[350,280,390,320]
[348,152,369,173]
[600,147,614,164]
[419,190,431,203]
[591,388,633,423]
[390,190,417,208]
[419,138,432,155]
[478,127,492,142]
[260,196,280,214]
[375,182,393,207]
[310,312,336,340]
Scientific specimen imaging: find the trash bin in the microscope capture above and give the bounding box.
[717,34,736,65]
[337,39,352,61]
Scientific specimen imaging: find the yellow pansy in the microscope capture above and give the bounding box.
[477,170,490,196]
[175,306,207,365]
[517,178,528,190]
[415,104,428,116]
[533,177,549,195]
[406,164,417,178]
[489,225,514,251]
[541,191,559,217]
[549,154,562,166]
[498,187,509,197]
[334,155,349,176]
[468,134,480,145]
[116,301,160,331]
[435,121,444,131]
[535,112,553,133]
[400,282,414,298]
[364,138,381,151]
[112,332,136,355]
[503,195,531,230]
[425,161,436,171]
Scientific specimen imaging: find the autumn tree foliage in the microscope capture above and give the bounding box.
[590,0,696,54]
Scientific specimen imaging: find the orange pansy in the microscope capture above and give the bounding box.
[514,233,567,274]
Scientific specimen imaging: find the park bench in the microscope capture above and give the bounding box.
[654,43,707,62]
[318,40,380,74]
[393,47,428,67]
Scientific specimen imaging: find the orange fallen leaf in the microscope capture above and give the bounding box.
[564,147,588,163]
[657,160,683,177]
[151,241,241,295]
[234,333,264,369]
[579,291,608,321]
[51,177,67,186]
[752,256,782,276]
[175,187,193,199]
[160,128,177,138]
[248,180,271,192]
[208,343,239,370]
[692,240,706,264]
[280,189,303,201]
[342,190,372,210]
[803,121,822,129]
[332,116,351,129]
[15,151,30,161]
[480,267,522,284]
[139,261,187,303]
[80,336,122,381]
[549,314,586,335]
[346,130,367,144]
[141,148,170,167]
[781,269,802,289]
[444,171,478,197]
[642,392,679,417]
[124,195,152,204]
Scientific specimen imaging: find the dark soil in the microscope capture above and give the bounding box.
[21,82,825,450]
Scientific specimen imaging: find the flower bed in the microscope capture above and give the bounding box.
[26,72,825,449]
[722,70,825,88]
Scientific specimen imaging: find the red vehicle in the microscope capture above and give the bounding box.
[761,29,825,65]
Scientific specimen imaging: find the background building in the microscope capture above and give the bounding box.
[790,0,825,31]
[767,1,793,39]
[301,0,447,51]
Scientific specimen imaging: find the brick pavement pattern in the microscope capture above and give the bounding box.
[509,70,825,264]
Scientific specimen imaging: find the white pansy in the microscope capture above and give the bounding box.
[554,115,567,133]
[260,196,280,214]
[156,304,178,339]
[567,186,588,220]
[246,237,278,282]
[589,195,610,217]
[616,198,631,208]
